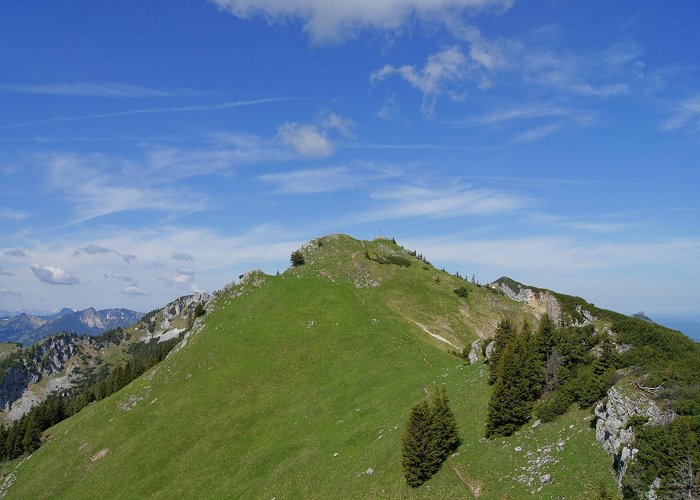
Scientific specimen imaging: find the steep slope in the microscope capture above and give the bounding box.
[0,294,209,424]
[5,235,616,498]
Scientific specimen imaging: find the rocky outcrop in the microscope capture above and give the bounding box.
[0,333,81,414]
[468,339,482,364]
[485,340,496,361]
[491,282,563,324]
[140,292,210,335]
[594,385,675,485]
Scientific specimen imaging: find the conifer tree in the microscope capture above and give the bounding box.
[22,415,41,454]
[520,321,544,400]
[488,319,514,385]
[486,333,535,437]
[534,314,556,362]
[430,385,460,457]
[402,399,434,487]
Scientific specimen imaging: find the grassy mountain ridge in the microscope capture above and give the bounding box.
[4,235,618,498]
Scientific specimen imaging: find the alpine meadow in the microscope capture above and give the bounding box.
[2,1,700,498]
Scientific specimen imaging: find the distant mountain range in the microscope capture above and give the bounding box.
[0,307,144,345]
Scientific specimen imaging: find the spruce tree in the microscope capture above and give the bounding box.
[402,399,434,487]
[430,385,460,457]
[521,321,544,400]
[22,415,41,454]
[488,319,514,385]
[486,333,534,437]
[534,314,556,362]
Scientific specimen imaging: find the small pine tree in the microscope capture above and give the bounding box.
[402,399,434,487]
[290,250,305,267]
[430,385,460,457]
[22,415,41,454]
[488,319,515,385]
[486,332,535,437]
[534,314,556,363]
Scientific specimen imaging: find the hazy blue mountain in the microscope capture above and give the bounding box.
[0,308,143,345]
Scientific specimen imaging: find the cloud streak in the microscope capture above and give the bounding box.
[0,97,299,130]
[0,82,175,98]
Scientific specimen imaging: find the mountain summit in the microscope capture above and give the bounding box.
[3,235,697,498]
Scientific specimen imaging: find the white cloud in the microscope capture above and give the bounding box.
[277,122,334,158]
[466,103,595,127]
[105,273,139,286]
[663,95,700,131]
[319,112,356,138]
[376,94,400,120]
[122,286,149,297]
[30,264,79,285]
[210,0,514,43]
[354,183,528,222]
[44,153,207,224]
[0,208,28,221]
[514,122,565,142]
[405,236,700,275]
[0,268,14,276]
[260,167,358,194]
[0,82,173,98]
[371,46,468,116]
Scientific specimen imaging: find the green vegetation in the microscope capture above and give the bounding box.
[606,317,700,497]
[365,251,411,268]
[5,235,617,498]
[401,386,460,487]
[290,249,305,267]
[623,417,700,498]
[453,286,468,299]
[0,335,181,464]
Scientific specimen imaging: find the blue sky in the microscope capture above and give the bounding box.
[1,0,699,316]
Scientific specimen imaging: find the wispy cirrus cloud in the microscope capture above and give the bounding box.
[0,81,175,98]
[663,95,700,132]
[44,153,208,224]
[0,97,298,130]
[405,236,700,274]
[260,166,362,194]
[352,183,528,222]
[371,46,468,116]
[0,208,28,221]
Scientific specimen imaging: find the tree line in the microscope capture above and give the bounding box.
[486,315,619,437]
[0,335,180,463]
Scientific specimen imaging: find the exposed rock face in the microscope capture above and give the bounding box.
[0,333,81,414]
[141,292,210,337]
[594,385,675,485]
[485,340,496,361]
[468,339,482,364]
[491,282,563,324]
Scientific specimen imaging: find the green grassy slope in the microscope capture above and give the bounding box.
[6,235,616,498]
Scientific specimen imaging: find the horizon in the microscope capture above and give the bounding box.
[1,1,699,316]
